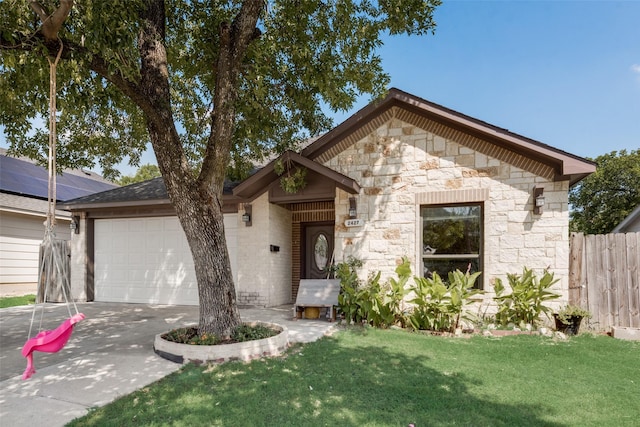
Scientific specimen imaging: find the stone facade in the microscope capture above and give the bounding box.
[327,114,570,303]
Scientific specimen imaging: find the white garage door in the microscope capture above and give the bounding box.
[94,215,237,305]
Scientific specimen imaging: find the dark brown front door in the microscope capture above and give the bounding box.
[303,223,334,279]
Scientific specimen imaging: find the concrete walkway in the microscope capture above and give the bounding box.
[0,302,336,426]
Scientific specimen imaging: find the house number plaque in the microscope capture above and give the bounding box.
[345,219,364,227]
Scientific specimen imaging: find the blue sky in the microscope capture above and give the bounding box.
[340,0,640,158]
[2,0,638,177]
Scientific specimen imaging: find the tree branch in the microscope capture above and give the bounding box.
[198,0,265,191]
[29,0,73,42]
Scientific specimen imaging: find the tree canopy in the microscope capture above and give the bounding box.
[0,0,441,336]
[117,164,161,186]
[1,0,440,180]
[569,149,640,234]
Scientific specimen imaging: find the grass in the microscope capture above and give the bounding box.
[68,328,640,427]
[0,294,35,308]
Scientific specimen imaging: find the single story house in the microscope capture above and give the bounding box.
[612,204,640,233]
[0,149,118,285]
[63,88,596,307]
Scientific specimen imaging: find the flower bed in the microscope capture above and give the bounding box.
[154,321,288,364]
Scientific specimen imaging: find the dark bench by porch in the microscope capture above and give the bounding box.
[293,279,341,322]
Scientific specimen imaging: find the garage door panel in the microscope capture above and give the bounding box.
[95,215,236,305]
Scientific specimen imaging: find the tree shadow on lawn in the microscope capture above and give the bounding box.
[72,332,562,427]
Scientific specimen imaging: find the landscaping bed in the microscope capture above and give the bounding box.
[154,321,288,364]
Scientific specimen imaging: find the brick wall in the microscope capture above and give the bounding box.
[236,193,293,306]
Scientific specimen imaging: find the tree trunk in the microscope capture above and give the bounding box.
[172,182,242,338]
[136,0,244,337]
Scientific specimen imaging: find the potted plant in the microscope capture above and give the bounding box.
[554,305,591,335]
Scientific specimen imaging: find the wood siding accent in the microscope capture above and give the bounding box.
[415,188,490,205]
[569,232,640,331]
[290,201,335,300]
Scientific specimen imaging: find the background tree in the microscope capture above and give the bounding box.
[118,164,162,186]
[569,149,640,234]
[1,0,441,336]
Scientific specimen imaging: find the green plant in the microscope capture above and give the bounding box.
[408,272,451,332]
[408,270,482,332]
[274,158,307,193]
[379,257,412,327]
[162,327,220,345]
[231,324,278,341]
[555,305,592,325]
[493,267,560,328]
[448,269,484,330]
[337,257,413,328]
[161,324,277,345]
[336,256,366,323]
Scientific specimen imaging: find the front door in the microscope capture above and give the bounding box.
[303,223,334,279]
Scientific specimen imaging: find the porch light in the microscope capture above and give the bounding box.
[533,187,545,215]
[348,197,357,218]
[242,204,252,227]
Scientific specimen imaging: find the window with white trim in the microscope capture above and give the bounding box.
[421,204,483,287]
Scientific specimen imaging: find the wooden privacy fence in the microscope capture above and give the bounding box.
[569,232,640,332]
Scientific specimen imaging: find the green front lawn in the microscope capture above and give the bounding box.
[69,328,639,427]
[0,294,35,308]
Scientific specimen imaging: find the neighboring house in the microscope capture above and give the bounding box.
[612,204,640,233]
[0,149,118,285]
[63,88,596,307]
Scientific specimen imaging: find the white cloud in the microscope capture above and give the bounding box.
[631,64,640,74]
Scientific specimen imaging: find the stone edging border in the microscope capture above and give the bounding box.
[154,321,289,364]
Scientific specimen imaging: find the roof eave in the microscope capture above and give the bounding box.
[303,88,596,183]
[233,151,360,200]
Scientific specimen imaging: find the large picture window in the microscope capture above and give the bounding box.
[421,204,482,287]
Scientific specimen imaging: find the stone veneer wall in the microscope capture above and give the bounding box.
[327,114,570,304]
[236,193,292,306]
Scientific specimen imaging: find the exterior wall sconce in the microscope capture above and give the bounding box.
[242,204,252,227]
[348,197,357,219]
[533,187,545,215]
[69,215,80,234]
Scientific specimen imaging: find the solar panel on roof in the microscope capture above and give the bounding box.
[0,155,118,201]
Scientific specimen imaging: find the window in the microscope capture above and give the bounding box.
[421,204,482,286]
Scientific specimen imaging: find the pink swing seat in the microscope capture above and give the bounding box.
[21,312,85,380]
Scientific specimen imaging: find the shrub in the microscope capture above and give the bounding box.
[336,257,367,324]
[336,256,412,328]
[408,270,482,332]
[493,267,560,328]
[379,257,412,327]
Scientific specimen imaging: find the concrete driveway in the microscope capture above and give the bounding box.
[0,302,336,426]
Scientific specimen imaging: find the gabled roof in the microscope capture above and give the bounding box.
[302,88,596,186]
[232,151,360,201]
[60,88,597,211]
[62,176,240,210]
[612,204,640,233]
[61,177,169,209]
[0,150,118,202]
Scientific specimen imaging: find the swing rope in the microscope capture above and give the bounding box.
[27,40,80,339]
